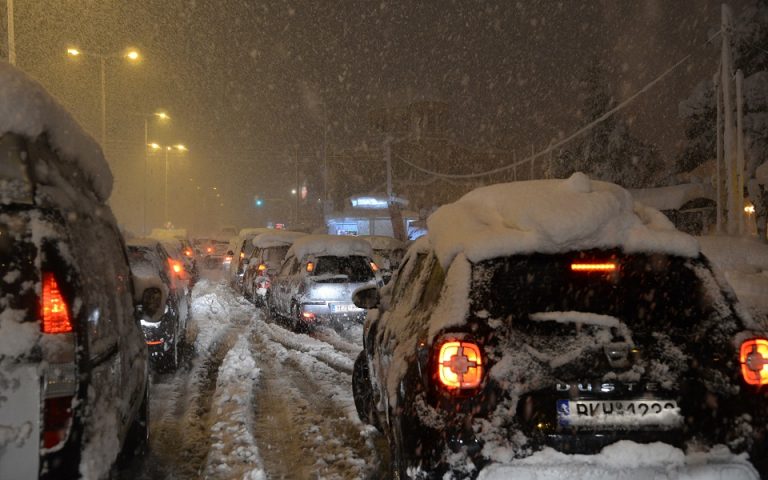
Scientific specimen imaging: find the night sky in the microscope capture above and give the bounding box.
[3,0,748,232]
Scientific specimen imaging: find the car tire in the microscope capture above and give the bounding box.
[292,303,309,333]
[352,351,382,431]
[120,378,149,461]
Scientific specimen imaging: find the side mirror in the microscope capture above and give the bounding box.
[353,286,380,310]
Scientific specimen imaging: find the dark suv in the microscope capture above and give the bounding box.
[0,66,149,479]
[352,178,768,478]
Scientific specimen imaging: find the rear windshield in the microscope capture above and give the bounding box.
[313,255,373,282]
[474,250,739,342]
[263,245,290,265]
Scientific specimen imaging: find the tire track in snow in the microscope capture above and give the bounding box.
[260,321,360,375]
[250,322,387,479]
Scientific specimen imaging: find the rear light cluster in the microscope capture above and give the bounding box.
[41,272,73,334]
[206,246,213,254]
[257,263,267,272]
[740,338,768,386]
[370,262,379,272]
[184,248,193,257]
[306,261,315,272]
[436,340,484,390]
[301,311,316,322]
[168,258,183,275]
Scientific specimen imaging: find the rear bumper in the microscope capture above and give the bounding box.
[300,302,366,324]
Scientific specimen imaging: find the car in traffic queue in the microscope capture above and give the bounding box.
[268,234,380,331]
[360,235,406,284]
[126,238,189,371]
[200,238,231,269]
[0,64,149,479]
[242,230,306,305]
[226,227,273,292]
[352,174,768,479]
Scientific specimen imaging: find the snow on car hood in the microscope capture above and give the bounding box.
[287,234,372,259]
[427,172,699,270]
[252,230,306,248]
[0,63,111,202]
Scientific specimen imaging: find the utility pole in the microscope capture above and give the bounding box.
[721,4,738,235]
[714,69,724,233]
[735,69,746,234]
[7,0,15,65]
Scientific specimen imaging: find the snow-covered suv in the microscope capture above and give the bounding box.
[352,174,768,479]
[269,234,379,331]
[0,65,149,479]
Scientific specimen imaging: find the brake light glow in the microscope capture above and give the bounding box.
[570,262,617,272]
[740,338,768,386]
[437,341,483,390]
[206,246,213,253]
[370,262,379,272]
[301,311,316,321]
[184,248,193,257]
[146,339,164,346]
[172,262,183,274]
[257,263,267,272]
[41,272,73,334]
[43,395,73,449]
[306,262,314,272]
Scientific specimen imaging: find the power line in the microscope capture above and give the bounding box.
[396,30,723,180]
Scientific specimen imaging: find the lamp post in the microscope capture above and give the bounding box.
[148,143,188,226]
[141,112,170,234]
[66,46,141,148]
[147,143,189,227]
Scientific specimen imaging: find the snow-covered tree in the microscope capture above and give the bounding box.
[553,62,663,188]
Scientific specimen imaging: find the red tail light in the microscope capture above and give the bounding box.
[168,259,183,275]
[370,262,379,272]
[301,311,316,321]
[184,248,193,257]
[436,340,483,390]
[206,246,213,253]
[740,338,768,386]
[41,272,73,334]
[43,395,73,449]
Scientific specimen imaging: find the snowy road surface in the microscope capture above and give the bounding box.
[119,273,387,479]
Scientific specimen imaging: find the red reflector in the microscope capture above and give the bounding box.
[146,339,164,346]
[740,338,768,386]
[437,341,483,390]
[43,396,73,449]
[571,262,617,272]
[41,272,73,334]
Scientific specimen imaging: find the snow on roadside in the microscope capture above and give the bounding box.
[203,335,265,480]
[478,441,759,480]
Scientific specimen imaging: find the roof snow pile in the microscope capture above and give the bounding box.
[360,235,405,251]
[427,173,699,268]
[252,230,306,248]
[0,62,112,201]
[288,234,372,259]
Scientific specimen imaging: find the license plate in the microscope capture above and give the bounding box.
[557,399,682,429]
[330,303,358,313]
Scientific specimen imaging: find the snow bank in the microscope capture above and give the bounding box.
[478,442,759,480]
[252,230,306,249]
[427,173,699,269]
[0,63,111,201]
[288,234,373,260]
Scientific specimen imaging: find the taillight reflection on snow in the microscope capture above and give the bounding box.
[436,341,483,390]
[740,338,768,386]
[41,272,73,334]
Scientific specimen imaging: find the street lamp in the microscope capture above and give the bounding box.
[148,143,189,226]
[66,46,142,148]
[140,112,170,234]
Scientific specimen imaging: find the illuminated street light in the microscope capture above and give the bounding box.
[147,142,190,225]
[291,188,297,195]
[65,45,142,147]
